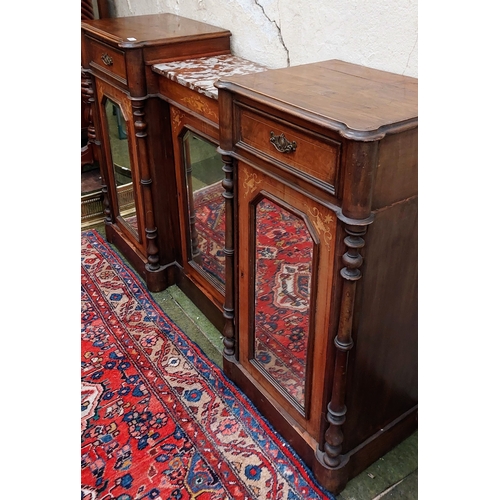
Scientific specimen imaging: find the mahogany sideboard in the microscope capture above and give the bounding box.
[81,13,417,494]
[81,14,231,291]
[150,55,269,332]
[215,60,418,493]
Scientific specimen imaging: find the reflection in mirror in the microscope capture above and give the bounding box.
[81,144,103,225]
[253,198,313,408]
[104,98,138,238]
[81,112,104,225]
[183,131,225,290]
[81,156,101,196]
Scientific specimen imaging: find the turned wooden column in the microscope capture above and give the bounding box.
[81,68,112,224]
[126,46,165,289]
[131,98,161,272]
[81,0,94,167]
[317,140,378,475]
[219,149,236,357]
[215,59,417,496]
[217,87,237,358]
[323,223,366,467]
[82,13,232,293]
[81,69,95,167]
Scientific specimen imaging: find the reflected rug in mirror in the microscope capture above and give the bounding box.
[81,230,334,500]
[192,188,309,405]
[193,181,226,285]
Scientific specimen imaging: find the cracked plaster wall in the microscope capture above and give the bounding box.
[112,0,417,77]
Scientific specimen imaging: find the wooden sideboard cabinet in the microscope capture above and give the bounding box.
[215,60,418,494]
[81,14,231,291]
[151,55,268,331]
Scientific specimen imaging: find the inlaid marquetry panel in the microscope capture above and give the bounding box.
[238,107,341,193]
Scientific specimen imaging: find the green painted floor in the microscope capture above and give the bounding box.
[84,222,417,499]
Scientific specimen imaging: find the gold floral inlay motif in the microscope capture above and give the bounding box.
[171,107,184,132]
[309,207,334,248]
[180,95,217,121]
[242,168,262,197]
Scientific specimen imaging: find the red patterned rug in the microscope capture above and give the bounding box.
[81,230,334,500]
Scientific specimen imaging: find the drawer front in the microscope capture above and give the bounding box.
[88,38,127,82]
[238,108,340,189]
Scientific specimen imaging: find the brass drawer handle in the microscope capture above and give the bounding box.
[270,131,297,153]
[101,53,113,66]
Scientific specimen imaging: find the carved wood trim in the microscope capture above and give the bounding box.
[319,221,369,469]
[219,149,236,357]
[82,70,112,224]
[131,99,160,271]
[81,0,94,21]
[318,138,379,468]
[81,70,96,154]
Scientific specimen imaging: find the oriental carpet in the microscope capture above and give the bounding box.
[81,230,334,500]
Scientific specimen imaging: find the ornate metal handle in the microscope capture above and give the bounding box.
[270,131,297,153]
[101,53,113,66]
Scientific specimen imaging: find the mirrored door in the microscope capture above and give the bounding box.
[182,130,225,293]
[251,196,315,410]
[103,97,139,240]
[237,163,339,428]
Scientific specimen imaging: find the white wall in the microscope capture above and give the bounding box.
[112,0,417,77]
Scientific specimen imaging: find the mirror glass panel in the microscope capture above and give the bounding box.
[253,198,313,408]
[104,98,138,238]
[81,145,103,226]
[183,131,225,290]
[81,101,103,226]
[81,153,101,196]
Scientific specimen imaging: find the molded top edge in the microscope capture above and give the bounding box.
[215,59,417,140]
[81,13,231,49]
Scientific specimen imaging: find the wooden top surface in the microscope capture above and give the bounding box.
[216,59,418,139]
[81,13,231,49]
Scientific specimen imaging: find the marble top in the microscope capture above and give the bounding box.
[152,54,268,100]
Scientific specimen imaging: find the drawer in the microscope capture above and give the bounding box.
[88,38,127,83]
[238,107,340,189]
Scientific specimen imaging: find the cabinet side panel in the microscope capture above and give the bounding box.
[372,128,417,209]
[147,98,179,269]
[342,197,418,450]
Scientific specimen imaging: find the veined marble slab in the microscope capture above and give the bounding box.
[152,54,269,100]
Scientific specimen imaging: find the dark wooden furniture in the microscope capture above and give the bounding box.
[155,59,224,329]
[81,17,418,493]
[81,14,231,290]
[81,0,108,228]
[81,0,96,168]
[151,55,268,331]
[81,0,111,169]
[215,59,418,494]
